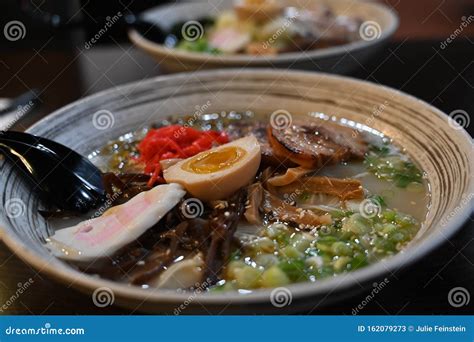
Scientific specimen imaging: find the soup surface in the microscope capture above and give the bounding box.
[52,112,429,291]
[48,111,429,292]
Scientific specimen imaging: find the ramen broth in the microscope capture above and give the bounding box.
[78,112,430,291]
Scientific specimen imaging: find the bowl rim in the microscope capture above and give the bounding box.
[128,0,399,64]
[0,68,472,307]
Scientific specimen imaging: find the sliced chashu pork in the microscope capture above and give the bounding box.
[227,120,295,167]
[268,119,368,168]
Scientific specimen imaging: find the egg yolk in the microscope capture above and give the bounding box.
[182,146,246,174]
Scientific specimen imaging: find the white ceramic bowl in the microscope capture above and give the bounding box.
[129,0,399,73]
[0,69,472,313]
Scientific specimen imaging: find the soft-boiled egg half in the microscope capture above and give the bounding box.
[164,135,261,201]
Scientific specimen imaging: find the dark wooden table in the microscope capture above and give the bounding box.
[0,9,473,314]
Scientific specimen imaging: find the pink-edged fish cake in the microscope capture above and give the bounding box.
[46,183,185,262]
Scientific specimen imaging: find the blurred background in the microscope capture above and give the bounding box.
[0,0,473,118]
[0,0,472,314]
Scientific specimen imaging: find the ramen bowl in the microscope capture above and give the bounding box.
[129,0,399,73]
[0,69,472,313]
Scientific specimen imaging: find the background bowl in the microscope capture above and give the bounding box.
[0,69,472,314]
[129,0,399,73]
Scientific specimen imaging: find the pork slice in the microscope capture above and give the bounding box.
[306,119,368,158]
[227,121,295,167]
[268,118,368,168]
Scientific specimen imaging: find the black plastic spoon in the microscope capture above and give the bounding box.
[0,131,105,213]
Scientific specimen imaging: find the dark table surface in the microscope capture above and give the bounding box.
[0,37,472,315]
